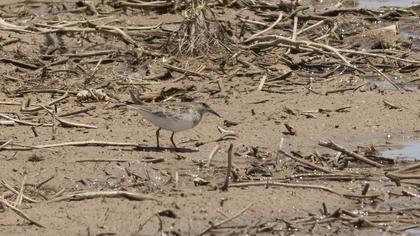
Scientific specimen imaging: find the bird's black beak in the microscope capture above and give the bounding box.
[207,108,221,117]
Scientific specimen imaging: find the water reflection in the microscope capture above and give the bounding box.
[382,141,420,161]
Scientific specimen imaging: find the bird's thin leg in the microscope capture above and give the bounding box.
[170,131,177,150]
[155,128,161,148]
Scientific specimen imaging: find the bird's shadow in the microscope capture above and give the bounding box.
[133,146,198,153]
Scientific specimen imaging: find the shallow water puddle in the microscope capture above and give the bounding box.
[309,0,420,9]
[406,228,420,236]
[358,0,420,8]
[382,141,420,161]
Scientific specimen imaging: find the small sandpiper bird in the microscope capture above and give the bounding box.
[129,91,221,150]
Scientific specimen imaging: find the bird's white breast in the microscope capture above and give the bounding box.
[139,110,198,132]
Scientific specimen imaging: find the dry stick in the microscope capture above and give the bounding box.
[40,24,139,48]
[120,24,162,31]
[0,38,19,47]
[4,75,23,85]
[198,202,253,236]
[296,20,325,36]
[292,16,298,42]
[1,74,22,82]
[35,17,115,29]
[207,144,221,167]
[220,144,233,191]
[51,106,56,140]
[229,181,341,195]
[247,35,351,66]
[85,58,103,84]
[238,17,270,27]
[339,48,420,65]
[137,214,160,234]
[197,134,237,147]
[136,47,166,58]
[0,0,73,6]
[21,92,69,112]
[257,75,267,90]
[317,7,381,16]
[245,12,283,42]
[289,173,372,181]
[50,191,157,202]
[369,65,403,91]
[36,58,69,72]
[0,197,44,228]
[217,126,236,135]
[396,162,420,173]
[279,150,332,173]
[1,180,38,203]
[0,139,13,150]
[298,217,337,226]
[62,50,115,58]
[386,172,420,181]
[275,137,284,167]
[2,140,140,151]
[383,100,402,109]
[116,81,161,86]
[97,26,139,47]
[40,21,157,34]
[0,58,39,70]
[175,171,179,189]
[325,87,357,95]
[0,113,52,127]
[0,142,58,152]
[87,89,99,101]
[353,81,370,91]
[398,224,420,232]
[0,28,34,34]
[0,18,23,28]
[41,106,97,129]
[367,207,420,215]
[15,175,26,207]
[50,188,66,199]
[402,190,420,198]
[322,202,329,215]
[18,89,77,95]
[40,27,95,34]
[361,183,370,196]
[36,176,55,190]
[21,97,30,110]
[163,64,209,79]
[319,140,383,168]
[344,193,381,200]
[75,159,131,163]
[117,0,173,8]
[58,106,96,117]
[0,17,31,30]
[303,41,350,66]
[80,58,113,65]
[77,158,163,163]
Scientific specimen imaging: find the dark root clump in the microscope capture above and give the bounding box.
[167,0,233,56]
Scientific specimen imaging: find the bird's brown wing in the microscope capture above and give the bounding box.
[130,102,194,119]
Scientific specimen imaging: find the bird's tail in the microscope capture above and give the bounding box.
[129,90,144,104]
